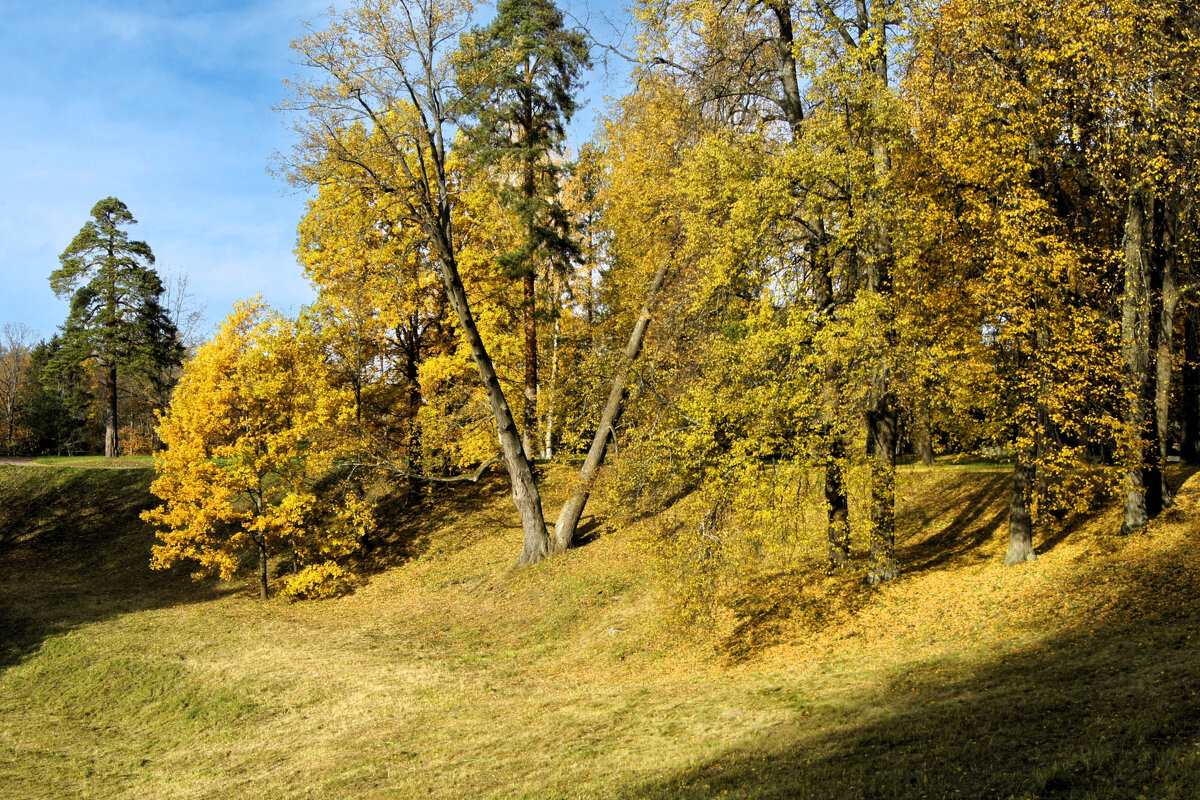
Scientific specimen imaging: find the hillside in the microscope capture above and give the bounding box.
[1,462,1199,799]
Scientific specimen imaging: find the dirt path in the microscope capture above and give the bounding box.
[0,457,41,466]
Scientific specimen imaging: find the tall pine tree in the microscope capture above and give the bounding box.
[49,197,183,458]
[456,0,589,459]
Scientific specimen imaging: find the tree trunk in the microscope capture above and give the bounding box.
[1004,446,1037,564]
[866,391,900,584]
[825,438,851,570]
[1154,202,1181,504]
[1183,306,1200,464]
[105,363,118,459]
[552,258,670,553]
[769,5,804,136]
[544,312,560,460]
[918,418,936,466]
[1120,188,1163,533]
[405,319,422,503]
[431,238,550,565]
[258,538,269,600]
[864,6,898,584]
[523,270,538,461]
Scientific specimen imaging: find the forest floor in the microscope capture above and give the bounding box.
[1,460,1198,799]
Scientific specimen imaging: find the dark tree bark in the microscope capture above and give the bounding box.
[404,314,423,502]
[825,438,851,570]
[1155,210,1180,506]
[523,270,538,461]
[552,258,670,553]
[258,538,269,601]
[866,391,900,584]
[105,363,118,459]
[1120,188,1164,533]
[1005,445,1037,565]
[1183,306,1200,463]
[811,227,853,571]
[543,308,560,460]
[429,232,550,565]
[770,4,804,136]
[917,408,936,466]
[863,1,900,584]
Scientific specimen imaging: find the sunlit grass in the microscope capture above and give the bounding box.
[31,455,155,469]
[1,463,1198,798]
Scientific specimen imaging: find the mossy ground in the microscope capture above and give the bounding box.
[1,461,1198,799]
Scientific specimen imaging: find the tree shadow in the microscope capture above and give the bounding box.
[571,515,604,547]
[898,474,1009,574]
[0,466,235,671]
[719,570,873,664]
[618,535,1200,799]
[354,472,515,572]
[1037,466,1199,556]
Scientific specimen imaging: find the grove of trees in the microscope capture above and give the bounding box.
[132,0,1198,604]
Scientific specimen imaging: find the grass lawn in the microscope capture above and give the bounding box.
[1,463,1198,798]
[31,455,155,469]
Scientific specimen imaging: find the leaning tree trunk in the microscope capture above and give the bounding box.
[552,258,671,553]
[105,362,118,459]
[1005,442,1037,565]
[1120,188,1163,533]
[431,235,550,565]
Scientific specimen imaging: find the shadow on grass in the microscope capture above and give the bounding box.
[622,534,1200,800]
[356,467,617,574]
[354,472,516,572]
[0,466,234,671]
[720,570,873,665]
[899,474,1009,574]
[716,468,1198,669]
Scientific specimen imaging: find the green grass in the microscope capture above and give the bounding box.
[1,464,1199,798]
[31,455,155,469]
[896,452,1013,471]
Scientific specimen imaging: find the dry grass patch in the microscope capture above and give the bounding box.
[1,464,1198,798]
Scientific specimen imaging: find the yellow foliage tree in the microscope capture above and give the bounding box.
[143,300,368,600]
[296,148,527,490]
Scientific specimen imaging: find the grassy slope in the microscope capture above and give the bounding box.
[1,463,1198,799]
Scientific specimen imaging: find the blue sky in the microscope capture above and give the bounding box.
[0,0,633,342]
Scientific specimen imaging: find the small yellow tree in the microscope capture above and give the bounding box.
[143,299,367,600]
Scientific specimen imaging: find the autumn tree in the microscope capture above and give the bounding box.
[627,0,914,582]
[296,154,526,508]
[456,0,590,460]
[144,300,367,600]
[298,172,444,499]
[0,323,36,454]
[283,0,554,565]
[551,76,696,552]
[48,197,183,458]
